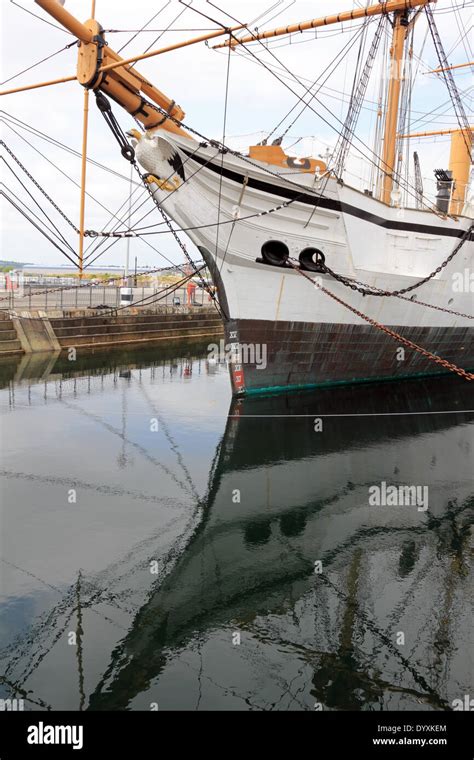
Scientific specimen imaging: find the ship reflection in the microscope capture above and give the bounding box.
[87,375,473,711]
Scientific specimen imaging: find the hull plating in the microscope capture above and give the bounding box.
[134,130,474,395]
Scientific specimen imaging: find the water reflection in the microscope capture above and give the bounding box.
[0,349,472,711]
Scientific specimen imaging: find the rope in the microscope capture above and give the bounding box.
[265,16,371,145]
[0,140,79,234]
[1,190,78,267]
[8,1,73,35]
[93,92,225,319]
[205,2,444,217]
[0,42,76,87]
[1,156,77,256]
[0,260,204,303]
[216,35,232,273]
[289,260,474,382]
[116,1,170,55]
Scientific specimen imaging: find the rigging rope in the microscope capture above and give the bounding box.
[1,170,75,258]
[0,112,143,185]
[0,140,79,234]
[93,92,224,319]
[8,0,73,34]
[202,1,443,214]
[0,41,76,87]
[1,190,78,267]
[0,260,205,303]
[264,15,371,146]
[334,16,384,178]
[216,35,232,274]
[425,4,472,155]
[1,156,77,256]
[116,1,170,54]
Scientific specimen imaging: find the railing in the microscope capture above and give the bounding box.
[0,284,208,311]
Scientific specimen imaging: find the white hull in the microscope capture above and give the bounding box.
[134,130,474,394]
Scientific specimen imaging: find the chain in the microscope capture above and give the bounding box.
[93,92,224,318]
[92,94,471,328]
[0,261,203,303]
[392,291,473,321]
[131,97,337,203]
[109,264,205,317]
[84,230,138,238]
[0,140,80,234]
[132,161,224,319]
[126,88,455,221]
[320,222,473,298]
[289,260,474,382]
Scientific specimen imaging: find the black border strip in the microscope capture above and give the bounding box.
[182,149,474,241]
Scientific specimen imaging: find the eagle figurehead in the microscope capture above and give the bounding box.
[126,129,185,191]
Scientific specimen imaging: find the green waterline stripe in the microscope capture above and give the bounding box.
[239,367,474,398]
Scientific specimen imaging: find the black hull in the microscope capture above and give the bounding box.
[225,319,474,395]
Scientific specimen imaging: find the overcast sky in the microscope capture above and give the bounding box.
[1,0,472,269]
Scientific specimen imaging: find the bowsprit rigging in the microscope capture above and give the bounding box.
[0,0,473,394]
[93,91,223,317]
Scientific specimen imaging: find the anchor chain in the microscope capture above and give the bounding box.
[289,259,474,382]
[94,92,224,318]
[320,222,474,299]
[0,140,80,233]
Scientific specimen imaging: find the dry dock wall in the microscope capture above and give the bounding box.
[0,307,224,356]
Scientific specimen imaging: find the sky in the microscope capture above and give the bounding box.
[0,0,472,269]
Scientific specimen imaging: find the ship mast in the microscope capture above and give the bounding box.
[0,0,449,217]
[214,0,433,205]
[380,10,409,205]
[1,0,244,276]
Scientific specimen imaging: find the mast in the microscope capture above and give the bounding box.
[78,1,96,279]
[380,10,409,205]
[4,0,441,216]
[213,0,432,206]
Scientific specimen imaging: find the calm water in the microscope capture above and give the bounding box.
[0,347,472,712]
